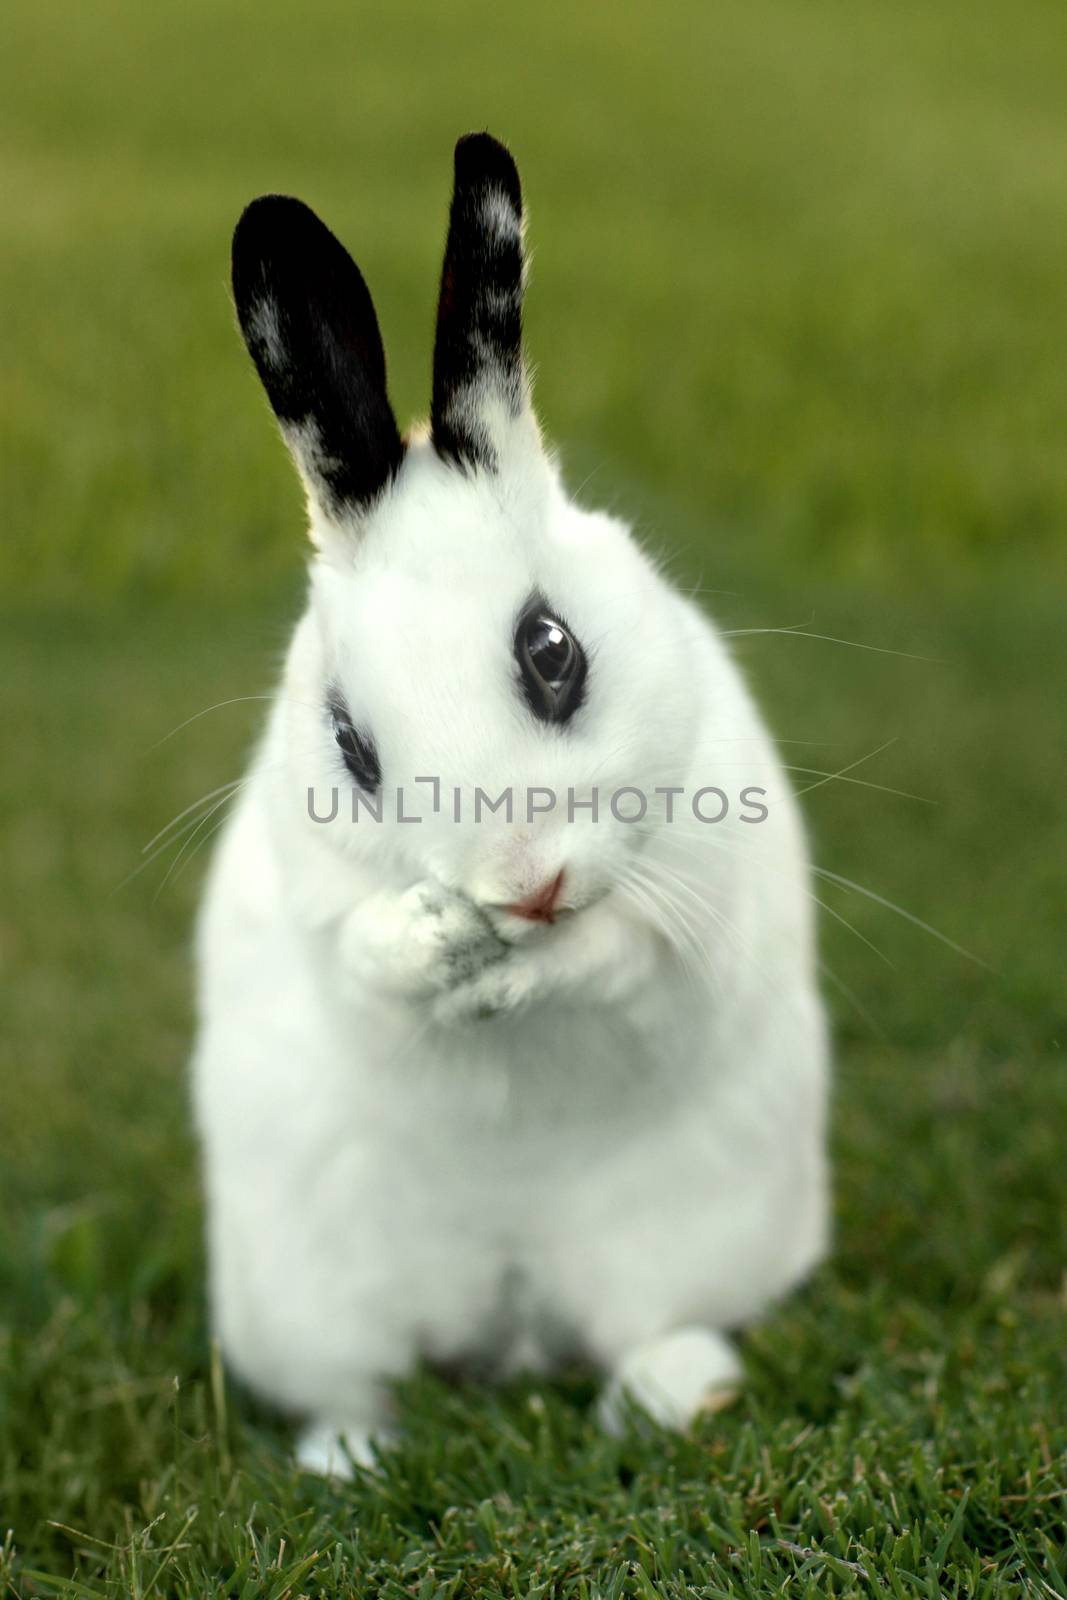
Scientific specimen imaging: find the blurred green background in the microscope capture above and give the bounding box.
[1,0,1065,1593]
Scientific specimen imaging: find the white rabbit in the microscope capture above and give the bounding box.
[193,133,829,1475]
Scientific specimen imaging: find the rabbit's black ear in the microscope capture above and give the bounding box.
[232,195,403,518]
[431,133,529,470]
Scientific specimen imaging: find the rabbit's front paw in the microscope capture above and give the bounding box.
[407,882,509,989]
[340,882,507,999]
[428,951,538,1025]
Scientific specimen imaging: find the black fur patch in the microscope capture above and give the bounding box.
[431,133,526,470]
[231,195,404,515]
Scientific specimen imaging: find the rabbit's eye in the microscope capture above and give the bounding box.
[515,599,587,725]
[328,696,381,792]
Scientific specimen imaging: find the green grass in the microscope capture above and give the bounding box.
[2,0,1066,1594]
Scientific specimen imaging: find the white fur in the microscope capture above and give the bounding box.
[192,425,829,1470]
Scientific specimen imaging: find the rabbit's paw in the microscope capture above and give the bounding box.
[597,1328,742,1436]
[295,1418,396,1478]
[340,882,507,999]
[404,882,509,988]
[429,950,538,1025]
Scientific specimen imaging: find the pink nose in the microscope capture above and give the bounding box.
[507,869,565,924]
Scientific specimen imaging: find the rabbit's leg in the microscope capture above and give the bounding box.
[339,881,507,1000]
[596,1327,742,1436]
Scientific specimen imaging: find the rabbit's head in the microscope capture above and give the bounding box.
[232,134,709,935]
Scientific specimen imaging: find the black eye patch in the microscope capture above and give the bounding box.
[327,694,381,793]
[514,595,587,725]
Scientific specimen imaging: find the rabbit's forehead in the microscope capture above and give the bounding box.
[314,526,641,657]
[319,545,527,632]
[309,463,662,682]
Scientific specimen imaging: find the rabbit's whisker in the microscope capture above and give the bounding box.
[812,866,988,969]
[721,623,943,665]
[151,695,279,751]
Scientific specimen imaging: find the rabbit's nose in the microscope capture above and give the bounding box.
[506,869,565,924]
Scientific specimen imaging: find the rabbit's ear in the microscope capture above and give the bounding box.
[431,133,530,470]
[232,195,403,520]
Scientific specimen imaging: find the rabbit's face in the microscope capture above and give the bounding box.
[232,134,701,935]
[284,431,702,938]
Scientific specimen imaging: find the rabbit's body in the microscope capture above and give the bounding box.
[193,135,828,1472]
